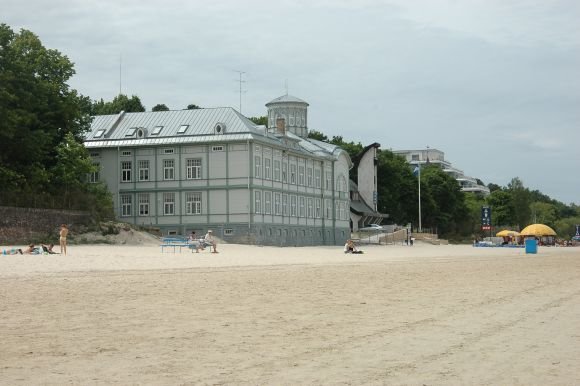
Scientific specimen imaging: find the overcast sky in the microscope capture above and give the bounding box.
[4,0,579,204]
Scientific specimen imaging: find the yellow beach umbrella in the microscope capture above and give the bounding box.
[496,230,520,237]
[520,224,557,237]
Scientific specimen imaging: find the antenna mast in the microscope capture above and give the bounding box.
[119,54,122,95]
[234,70,246,113]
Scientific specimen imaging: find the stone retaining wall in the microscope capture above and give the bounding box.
[0,206,94,245]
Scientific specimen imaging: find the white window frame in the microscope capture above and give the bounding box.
[138,193,149,216]
[315,169,321,188]
[121,161,132,182]
[282,161,288,182]
[307,167,313,187]
[163,159,175,180]
[138,160,150,181]
[274,160,281,181]
[120,194,132,217]
[315,198,321,218]
[299,196,305,217]
[264,191,272,214]
[163,192,175,215]
[255,191,262,214]
[89,162,100,183]
[290,195,297,216]
[185,192,202,215]
[264,158,271,180]
[282,194,288,216]
[274,192,281,215]
[255,156,261,178]
[307,198,313,218]
[290,164,297,184]
[186,158,202,180]
[298,165,305,185]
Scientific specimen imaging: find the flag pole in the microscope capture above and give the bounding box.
[418,163,422,233]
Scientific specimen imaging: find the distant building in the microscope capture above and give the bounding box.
[393,148,490,195]
[84,95,352,246]
[349,143,389,231]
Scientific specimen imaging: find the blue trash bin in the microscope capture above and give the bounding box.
[525,239,537,254]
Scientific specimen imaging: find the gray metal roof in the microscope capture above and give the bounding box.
[265,95,309,106]
[84,107,344,162]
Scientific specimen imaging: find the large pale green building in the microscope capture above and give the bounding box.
[84,95,352,246]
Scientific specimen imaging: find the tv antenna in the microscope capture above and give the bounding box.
[234,70,246,113]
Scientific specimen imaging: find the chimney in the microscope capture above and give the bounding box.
[276,118,286,135]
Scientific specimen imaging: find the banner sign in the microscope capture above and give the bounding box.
[481,206,492,231]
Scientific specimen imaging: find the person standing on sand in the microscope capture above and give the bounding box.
[59,224,69,255]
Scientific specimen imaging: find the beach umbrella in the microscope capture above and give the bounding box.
[520,224,557,237]
[496,230,520,237]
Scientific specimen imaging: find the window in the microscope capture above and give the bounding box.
[307,198,313,218]
[163,159,175,180]
[264,191,272,214]
[163,193,175,215]
[325,199,332,219]
[185,192,202,215]
[186,158,202,179]
[138,160,150,181]
[274,160,281,181]
[138,194,149,216]
[90,152,100,157]
[126,127,137,137]
[120,194,132,217]
[224,229,234,236]
[298,165,305,185]
[299,196,305,217]
[212,145,224,152]
[177,124,189,134]
[315,169,321,188]
[254,156,261,178]
[339,201,346,220]
[163,148,175,154]
[290,195,297,216]
[94,129,105,138]
[315,198,321,218]
[325,170,331,190]
[121,150,132,157]
[290,164,296,184]
[411,154,420,161]
[274,193,281,215]
[282,194,288,216]
[264,158,271,180]
[121,161,132,182]
[282,162,288,182]
[255,191,262,214]
[151,126,163,135]
[307,168,313,187]
[336,175,347,198]
[89,162,100,183]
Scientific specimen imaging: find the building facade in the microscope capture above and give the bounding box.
[393,148,490,195]
[84,95,352,246]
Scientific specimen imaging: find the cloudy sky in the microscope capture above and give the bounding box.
[4,0,579,204]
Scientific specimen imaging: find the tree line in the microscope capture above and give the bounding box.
[1,24,578,239]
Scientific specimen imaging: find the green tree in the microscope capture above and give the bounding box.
[375,150,417,225]
[508,177,531,228]
[91,94,145,115]
[486,189,514,228]
[152,103,169,111]
[529,202,558,227]
[249,116,267,126]
[307,130,329,142]
[0,24,91,204]
[51,132,97,208]
[187,104,200,110]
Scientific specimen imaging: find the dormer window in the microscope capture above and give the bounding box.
[177,124,189,134]
[151,126,163,135]
[94,129,105,138]
[214,123,226,134]
[126,127,137,137]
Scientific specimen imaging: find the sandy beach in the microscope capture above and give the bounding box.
[1,242,579,385]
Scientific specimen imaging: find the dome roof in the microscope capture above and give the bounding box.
[266,94,309,106]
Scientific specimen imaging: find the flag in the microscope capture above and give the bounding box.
[413,165,420,176]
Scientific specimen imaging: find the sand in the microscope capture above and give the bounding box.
[1,242,579,385]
